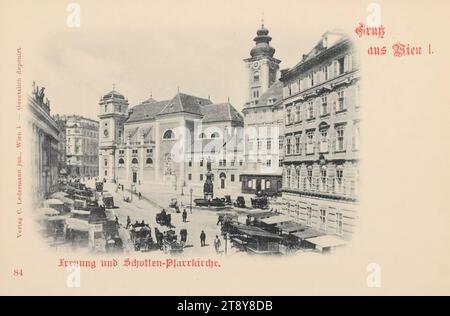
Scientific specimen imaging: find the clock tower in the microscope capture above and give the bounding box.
[244,22,281,106]
[98,88,129,182]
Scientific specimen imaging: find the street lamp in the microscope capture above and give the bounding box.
[189,187,193,214]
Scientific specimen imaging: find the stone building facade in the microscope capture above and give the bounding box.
[279,31,361,240]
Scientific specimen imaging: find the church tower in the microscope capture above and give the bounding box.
[244,22,281,106]
[98,88,129,182]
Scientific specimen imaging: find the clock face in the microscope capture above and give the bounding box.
[252,61,259,69]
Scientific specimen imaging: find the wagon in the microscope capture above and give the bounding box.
[161,230,184,254]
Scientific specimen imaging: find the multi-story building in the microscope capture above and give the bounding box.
[28,83,61,205]
[98,90,244,197]
[279,31,360,240]
[53,114,67,175]
[240,23,284,195]
[64,115,99,178]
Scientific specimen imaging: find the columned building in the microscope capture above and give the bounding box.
[28,83,61,206]
[279,31,360,240]
[241,23,284,195]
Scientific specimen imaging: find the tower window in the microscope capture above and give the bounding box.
[132,158,138,164]
[146,158,153,165]
[253,71,260,83]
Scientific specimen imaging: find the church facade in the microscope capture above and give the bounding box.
[98,90,244,197]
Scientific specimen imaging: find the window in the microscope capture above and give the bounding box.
[286,168,291,188]
[295,135,301,154]
[131,158,138,164]
[163,130,175,139]
[266,180,271,189]
[336,211,343,235]
[188,160,192,167]
[320,167,327,192]
[253,71,260,83]
[146,158,153,165]
[295,105,301,122]
[337,89,345,111]
[231,174,235,182]
[146,148,152,154]
[199,132,206,139]
[104,104,107,112]
[132,149,138,154]
[286,107,292,124]
[200,174,204,181]
[336,125,345,151]
[353,125,360,151]
[286,138,292,155]
[307,167,313,190]
[211,132,220,139]
[306,207,312,226]
[118,158,124,167]
[321,96,328,115]
[257,140,262,151]
[319,209,327,231]
[231,159,235,167]
[267,140,272,151]
[320,129,328,153]
[239,160,244,166]
[104,160,108,167]
[306,131,314,154]
[307,100,314,119]
[188,174,192,181]
[200,159,204,167]
[279,160,283,167]
[266,159,272,167]
[119,150,124,154]
[119,105,122,112]
[247,180,252,188]
[336,168,344,193]
[338,57,345,75]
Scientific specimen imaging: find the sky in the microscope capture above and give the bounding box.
[26,0,361,120]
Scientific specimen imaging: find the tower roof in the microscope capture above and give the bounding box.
[250,23,275,58]
[102,89,125,100]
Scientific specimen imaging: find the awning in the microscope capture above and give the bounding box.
[233,224,282,239]
[291,228,324,240]
[305,235,347,248]
[71,210,90,216]
[66,218,90,231]
[276,221,307,233]
[260,215,292,225]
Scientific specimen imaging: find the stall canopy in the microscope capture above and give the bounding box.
[66,218,90,232]
[291,228,325,240]
[234,224,283,240]
[276,221,307,233]
[305,235,347,248]
[260,215,292,225]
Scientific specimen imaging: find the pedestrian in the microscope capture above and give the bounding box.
[182,209,187,223]
[200,230,206,247]
[126,216,131,229]
[138,192,141,200]
[214,235,221,253]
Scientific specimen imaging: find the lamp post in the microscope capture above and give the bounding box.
[189,187,193,214]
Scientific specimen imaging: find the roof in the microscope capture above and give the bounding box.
[259,214,292,225]
[306,235,347,248]
[127,99,169,123]
[102,89,125,100]
[158,92,212,116]
[291,228,325,240]
[232,223,282,239]
[276,221,307,233]
[126,92,243,125]
[202,102,243,124]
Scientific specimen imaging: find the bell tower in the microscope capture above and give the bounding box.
[98,87,129,182]
[244,21,281,106]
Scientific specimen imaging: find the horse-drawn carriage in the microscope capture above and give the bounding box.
[130,225,157,251]
[161,229,184,254]
[250,193,269,209]
[156,210,172,227]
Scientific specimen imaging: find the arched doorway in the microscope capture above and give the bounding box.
[219,172,226,189]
